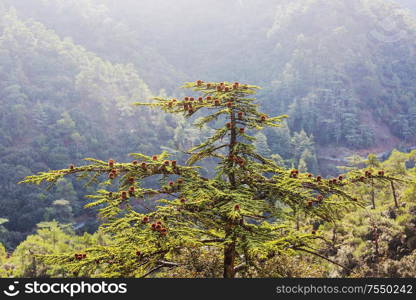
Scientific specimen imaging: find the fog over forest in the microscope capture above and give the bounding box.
[0,0,416,279]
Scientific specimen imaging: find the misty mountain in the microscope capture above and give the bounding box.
[1,0,416,245]
[0,9,176,246]
[262,0,416,172]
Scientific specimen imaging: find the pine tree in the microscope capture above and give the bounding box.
[253,132,272,158]
[21,81,364,278]
[339,153,407,210]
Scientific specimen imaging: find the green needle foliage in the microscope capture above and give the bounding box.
[22,81,382,278]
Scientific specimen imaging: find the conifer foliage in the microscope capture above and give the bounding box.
[22,81,364,278]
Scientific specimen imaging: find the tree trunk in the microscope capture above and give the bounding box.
[391,181,399,208]
[223,238,236,278]
[223,109,237,278]
[371,178,376,209]
[295,209,299,230]
[228,110,237,186]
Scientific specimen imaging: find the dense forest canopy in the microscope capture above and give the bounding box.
[0,0,415,278]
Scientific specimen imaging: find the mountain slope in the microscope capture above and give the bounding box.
[0,10,176,247]
[3,0,185,92]
[261,0,416,172]
[1,0,416,246]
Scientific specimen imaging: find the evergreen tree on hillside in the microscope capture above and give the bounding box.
[253,132,272,158]
[339,152,408,210]
[23,81,370,278]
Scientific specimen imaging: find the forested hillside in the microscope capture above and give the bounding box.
[263,0,416,172]
[0,0,415,279]
[0,8,178,247]
[2,0,185,92]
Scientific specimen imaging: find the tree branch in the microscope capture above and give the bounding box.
[234,263,248,273]
[140,261,180,278]
[200,238,225,243]
[293,247,352,272]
